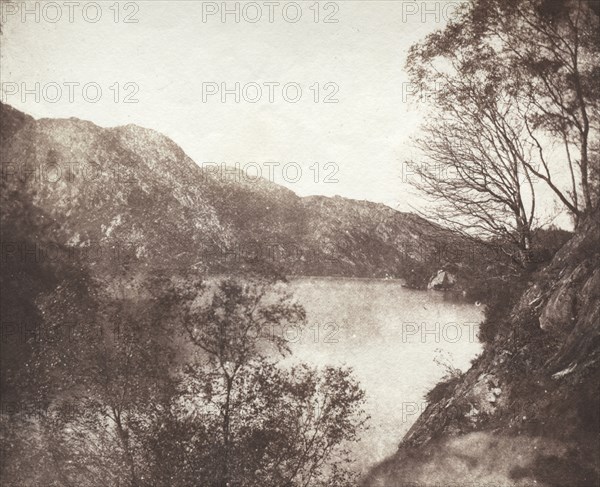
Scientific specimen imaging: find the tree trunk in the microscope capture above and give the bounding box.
[114,409,138,487]
[221,376,233,487]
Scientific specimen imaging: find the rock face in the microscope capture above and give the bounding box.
[516,214,600,373]
[427,270,457,290]
[363,211,600,487]
[0,103,485,285]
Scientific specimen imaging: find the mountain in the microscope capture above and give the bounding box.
[0,103,481,285]
[0,103,34,144]
[362,211,600,486]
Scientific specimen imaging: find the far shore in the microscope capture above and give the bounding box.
[286,275,407,284]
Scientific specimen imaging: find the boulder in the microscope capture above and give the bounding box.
[428,270,457,290]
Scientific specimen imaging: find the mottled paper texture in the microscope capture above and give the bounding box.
[1,1,599,486]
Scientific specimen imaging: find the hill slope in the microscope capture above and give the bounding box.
[0,103,477,284]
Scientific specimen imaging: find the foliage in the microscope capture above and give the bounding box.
[1,271,368,487]
[406,0,600,268]
[141,360,367,487]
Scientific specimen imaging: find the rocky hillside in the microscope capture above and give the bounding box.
[0,103,483,285]
[362,211,600,487]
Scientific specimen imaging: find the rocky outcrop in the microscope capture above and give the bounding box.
[516,214,600,373]
[427,270,457,290]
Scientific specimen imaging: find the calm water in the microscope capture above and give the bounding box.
[285,277,484,472]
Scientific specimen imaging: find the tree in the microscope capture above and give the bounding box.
[407,0,600,228]
[148,359,368,487]
[406,68,539,267]
[3,269,369,486]
[16,267,180,487]
[168,276,368,487]
[483,0,600,217]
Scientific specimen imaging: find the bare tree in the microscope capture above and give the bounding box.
[407,70,539,267]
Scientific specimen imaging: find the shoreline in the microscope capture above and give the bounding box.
[286,275,407,283]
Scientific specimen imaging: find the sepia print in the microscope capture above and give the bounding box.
[0,1,599,486]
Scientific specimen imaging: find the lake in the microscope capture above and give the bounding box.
[285,277,484,472]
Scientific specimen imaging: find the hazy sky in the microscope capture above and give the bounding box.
[1,0,468,212]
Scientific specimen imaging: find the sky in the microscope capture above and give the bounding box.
[0,0,573,228]
[0,0,470,212]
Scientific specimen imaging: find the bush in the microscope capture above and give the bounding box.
[426,375,462,404]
